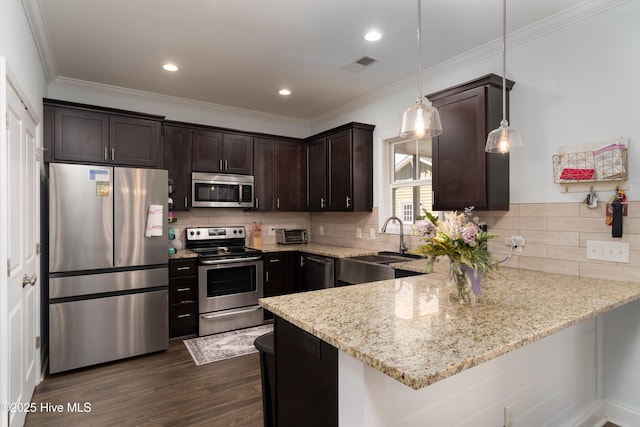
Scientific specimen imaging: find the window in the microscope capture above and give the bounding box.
[390,138,433,224]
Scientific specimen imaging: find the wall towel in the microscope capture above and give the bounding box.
[145,204,163,237]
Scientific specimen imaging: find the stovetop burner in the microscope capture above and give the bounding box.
[185,226,262,261]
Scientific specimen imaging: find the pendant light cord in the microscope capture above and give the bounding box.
[501,0,507,123]
[416,0,423,103]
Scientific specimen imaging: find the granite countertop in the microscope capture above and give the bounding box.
[169,249,198,260]
[249,243,377,259]
[169,243,377,261]
[259,261,640,390]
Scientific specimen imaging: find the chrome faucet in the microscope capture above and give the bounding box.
[381,216,407,255]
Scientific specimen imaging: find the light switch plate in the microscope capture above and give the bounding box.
[586,240,629,263]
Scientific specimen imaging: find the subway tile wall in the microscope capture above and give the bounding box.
[171,202,640,284]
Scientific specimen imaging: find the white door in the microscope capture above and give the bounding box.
[1,58,41,427]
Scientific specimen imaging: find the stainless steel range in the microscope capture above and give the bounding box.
[186,226,264,336]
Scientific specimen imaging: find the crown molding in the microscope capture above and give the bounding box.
[21,0,57,82]
[49,76,311,127]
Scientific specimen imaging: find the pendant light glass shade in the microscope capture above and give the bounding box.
[400,100,442,139]
[400,0,442,140]
[485,0,522,153]
[485,119,523,153]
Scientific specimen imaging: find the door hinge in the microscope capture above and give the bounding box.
[36,242,41,256]
[36,336,41,349]
[5,111,8,129]
[6,259,10,276]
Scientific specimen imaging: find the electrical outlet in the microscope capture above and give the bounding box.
[586,240,629,263]
[319,226,324,236]
[269,227,276,236]
[504,236,525,252]
[504,404,515,427]
[356,228,362,238]
[369,228,376,240]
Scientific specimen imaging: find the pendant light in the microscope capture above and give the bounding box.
[400,0,442,139]
[485,0,523,153]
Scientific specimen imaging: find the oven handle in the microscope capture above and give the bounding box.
[200,306,262,319]
[200,256,262,265]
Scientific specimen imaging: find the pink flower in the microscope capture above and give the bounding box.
[460,224,478,244]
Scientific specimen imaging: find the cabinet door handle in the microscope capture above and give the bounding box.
[177,313,191,318]
[277,198,280,209]
[111,148,115,161]
[255,198,259,209]
[184,196,188,208]
[104,147,108,160]
[176,287,191,292]
[269,259,281,263]
[265,271,269,282]
[219,159,223,170]
[346,196,351,208]
[224,160,228,170]
[176,266,191,271]
[321,197,326,209]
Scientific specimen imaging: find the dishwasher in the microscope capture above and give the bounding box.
[299,254,335,291]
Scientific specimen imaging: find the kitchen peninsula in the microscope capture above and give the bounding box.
[260,263,640,426]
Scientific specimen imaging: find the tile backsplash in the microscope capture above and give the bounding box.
[170,202,639,284]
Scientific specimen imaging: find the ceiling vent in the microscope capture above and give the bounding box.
[344,56,377,72]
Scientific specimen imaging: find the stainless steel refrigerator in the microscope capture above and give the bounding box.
[48,163,169,373]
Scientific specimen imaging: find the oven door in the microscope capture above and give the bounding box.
[198,258,263,313]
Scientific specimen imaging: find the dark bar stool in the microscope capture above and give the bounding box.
[254,331,275,427]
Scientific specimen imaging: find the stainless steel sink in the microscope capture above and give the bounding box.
[336,252,421,285]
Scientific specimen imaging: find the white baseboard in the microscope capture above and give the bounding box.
[605,400,640,427]
[572,399,606,427]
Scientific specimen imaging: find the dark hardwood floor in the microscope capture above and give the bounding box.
[26,338,264,426]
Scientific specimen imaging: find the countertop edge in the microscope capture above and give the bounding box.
[260,269,640,390]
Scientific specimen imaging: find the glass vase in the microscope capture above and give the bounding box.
[447,260,476,304]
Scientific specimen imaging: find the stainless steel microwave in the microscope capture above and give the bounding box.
[191,172,254,208]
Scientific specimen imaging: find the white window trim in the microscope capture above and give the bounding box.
[381,135,436,235]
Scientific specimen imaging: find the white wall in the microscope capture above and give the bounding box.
[310,0,640,207]
[603,299,640,424]
[0,0,48,118]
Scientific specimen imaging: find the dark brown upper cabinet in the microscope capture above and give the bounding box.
[192,129,253,175]
[429,74,513,211]
[305,123,375,212]
[44,99,163,168]
[163,124,193,210]
[253,138,304,211]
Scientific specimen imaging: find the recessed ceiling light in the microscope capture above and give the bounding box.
[278,89,291,96]
[364,31,382,42]
[162,63,179,72]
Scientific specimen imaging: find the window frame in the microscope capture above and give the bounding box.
[388,138,434,229]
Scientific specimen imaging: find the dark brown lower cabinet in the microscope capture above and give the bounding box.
[169,259,198,338]
[275,317,337,427]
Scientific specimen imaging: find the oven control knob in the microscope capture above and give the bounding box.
[196,230,201,236]
[189,230,194,236]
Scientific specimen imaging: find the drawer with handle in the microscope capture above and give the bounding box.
[169,277,197,304]
[169,258,197,278]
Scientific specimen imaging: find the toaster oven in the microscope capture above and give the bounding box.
[275,229,308,245]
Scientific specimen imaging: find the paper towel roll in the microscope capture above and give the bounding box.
[145,204,164,237]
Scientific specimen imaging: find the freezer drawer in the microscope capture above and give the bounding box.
[49,289,168,373]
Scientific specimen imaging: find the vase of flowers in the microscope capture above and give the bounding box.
[411,207,495,304]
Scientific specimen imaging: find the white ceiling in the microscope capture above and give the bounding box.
[30,0,593,120]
